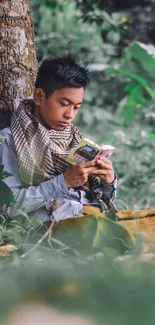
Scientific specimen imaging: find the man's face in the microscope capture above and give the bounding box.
[33,87,84,130]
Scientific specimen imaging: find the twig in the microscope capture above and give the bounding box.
[47,223,55,249]
[49,237,81,257]
[21,222,54,258]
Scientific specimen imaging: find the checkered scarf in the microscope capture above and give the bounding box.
[11,100,100,194]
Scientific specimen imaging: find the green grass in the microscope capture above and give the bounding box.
[0,209,155,324]
[1,233,155,325]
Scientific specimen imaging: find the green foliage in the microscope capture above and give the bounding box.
[76,0,155,57]
[0,137,16,206]
[76,102,155,210]
[105,42,155,119]
[0,213,42,247]
[30,0,104,63]
[0,166,16,208]
[0,135,16,206]
[0,228,155,325]
[0,204,151,325]
[74,43,155,209]
[0,179,16,206]
[77,6,127,57]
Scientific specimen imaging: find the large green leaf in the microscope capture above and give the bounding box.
[121,104,137,120]
[105,66,155,103]
[106,67,150,88]
[53,214,135,255]
[0,181,16,206]
[124,42,155,80]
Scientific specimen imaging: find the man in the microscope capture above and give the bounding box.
[0,55,117,222]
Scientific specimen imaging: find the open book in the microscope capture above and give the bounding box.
[66,138,116,165]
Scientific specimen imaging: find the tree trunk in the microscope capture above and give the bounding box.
[0,0,37,130]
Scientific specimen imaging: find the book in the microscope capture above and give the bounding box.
[66,138,116,165]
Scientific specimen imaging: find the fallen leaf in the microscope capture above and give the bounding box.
[0,243,17,256]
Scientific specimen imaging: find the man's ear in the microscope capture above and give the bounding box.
[33,88,45,105]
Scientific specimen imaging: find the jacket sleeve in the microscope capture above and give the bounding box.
[0,131,69,213]
[101,175,117,202]
[89,173,117,203]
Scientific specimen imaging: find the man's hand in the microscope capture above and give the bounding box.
[64,160,98,188]
[91,157,115,184]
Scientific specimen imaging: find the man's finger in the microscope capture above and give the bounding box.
[83,166,99,174]
[96,157,112,164]
[91,169,109,175]
[96,160,113,170]
[80,159,97,168]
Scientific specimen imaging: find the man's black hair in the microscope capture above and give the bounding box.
[35,55,89,98]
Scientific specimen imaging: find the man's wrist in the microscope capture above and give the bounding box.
[101,173,117,187]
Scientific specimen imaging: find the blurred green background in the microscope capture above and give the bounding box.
[30,0,155,210]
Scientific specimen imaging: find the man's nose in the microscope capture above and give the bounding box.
[64,106,74,119]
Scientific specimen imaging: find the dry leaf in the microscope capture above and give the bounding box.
[0,243,17,256]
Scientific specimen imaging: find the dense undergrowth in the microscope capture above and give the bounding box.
[1,219,155,325]
[1,207,155,325]
[75,42,155,210]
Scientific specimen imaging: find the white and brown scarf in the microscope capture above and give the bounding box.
[11,100,100,194]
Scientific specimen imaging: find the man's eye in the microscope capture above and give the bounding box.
[60,102,68,107]
[74,106,80,110]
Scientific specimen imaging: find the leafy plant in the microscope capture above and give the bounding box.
[76,0,155,57]
[30,0,104,63]
[0,136,16,207]
[105,42,155,120]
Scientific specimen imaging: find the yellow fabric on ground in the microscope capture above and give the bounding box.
[116,209,155,220]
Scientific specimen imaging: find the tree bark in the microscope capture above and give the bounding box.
[0,0,37,129]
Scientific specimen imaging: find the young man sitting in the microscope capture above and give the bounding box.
[0,55,117,223]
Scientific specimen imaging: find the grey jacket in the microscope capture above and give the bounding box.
[0,128,117,222]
